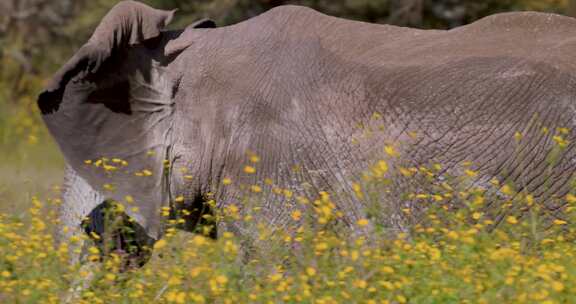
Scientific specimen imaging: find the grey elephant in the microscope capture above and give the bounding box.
[38,0,576,264]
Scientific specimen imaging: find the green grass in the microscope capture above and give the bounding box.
[1,139,576,304]
[0,139,63,215]
[1,110,576,303]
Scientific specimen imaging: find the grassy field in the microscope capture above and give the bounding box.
[1,128,576,303]
[0,141,63,215]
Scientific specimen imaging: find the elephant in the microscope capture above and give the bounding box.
[38,0,576,265]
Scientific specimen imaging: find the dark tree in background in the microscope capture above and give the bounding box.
[145,0,572,29]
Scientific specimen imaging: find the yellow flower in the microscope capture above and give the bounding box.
[506,216,518,225]
[250,185,262,193]
[372,160,389,177]
[357,218,369,227]
[249,155,260,163]
[396,295,407,304]
[306,267,317,277]
[222,177,232,185]
[244,166,256,174]
[553,219,567,225]
[399,167,413,177]
[291,210,302,221]
[501,185,514,196]
[154,239,167,250]
[353,279,367,289]
[142,169,153,176]
[525,194,534,206]
[125,195,134,204]
[566,194,576,204]
[464,169,478,178]
[174,196,185,203]
[553,135,569,148]
[551,281,564,292]
[88,246,100,255]
[166,291,186,304]
[377,160,388,173]
[472,212,482,220]
[103,164,117,172]
[384,145,399,157]
[352,183,364,199]
[215,275,228,285]
[268,273,283,282]
[446,231,459,240]
[105,273,116,281]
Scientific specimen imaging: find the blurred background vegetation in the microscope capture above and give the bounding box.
[0,0,574,212]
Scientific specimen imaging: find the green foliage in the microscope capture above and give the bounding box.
[2,151,576,303]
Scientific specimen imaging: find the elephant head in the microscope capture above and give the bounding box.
[38,1,215,244]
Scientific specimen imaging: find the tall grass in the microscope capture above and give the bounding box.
[1,136,576,303]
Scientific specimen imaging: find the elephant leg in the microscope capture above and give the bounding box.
[59,166,156,302]
[58,166,103,303]
[82,201,155,270]
[58,166,105,265]
[59,166,155,268]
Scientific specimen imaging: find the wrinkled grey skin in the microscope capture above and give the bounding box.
[39,1,576,263]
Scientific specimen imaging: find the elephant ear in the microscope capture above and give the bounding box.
[38,0,175,114]
[37,1,177,239]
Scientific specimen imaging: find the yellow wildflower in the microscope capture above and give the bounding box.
[501,185,514,196]
[291,210,302,221]
[154,239,167,250]
[306,267,317,277]
[506,216,518,225]
[357,218,369,227]
[553,219,567,225]
[384,145,399,157]
[464,169,478,178]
